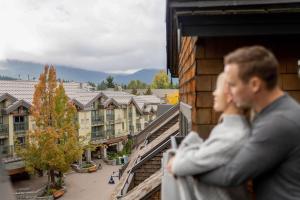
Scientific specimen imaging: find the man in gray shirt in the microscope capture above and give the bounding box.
[197,46,300,200]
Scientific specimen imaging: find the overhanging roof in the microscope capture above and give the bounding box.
[5,100,31,114]
[166,0,300,77]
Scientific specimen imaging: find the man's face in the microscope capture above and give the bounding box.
[224,64,253,108]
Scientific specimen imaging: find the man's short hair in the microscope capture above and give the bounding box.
[224,45,279,90]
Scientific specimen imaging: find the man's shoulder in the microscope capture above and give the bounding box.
[259,95,300,126]
[253,111,300,142]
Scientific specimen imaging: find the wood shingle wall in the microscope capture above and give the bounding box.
[179,36,300,139]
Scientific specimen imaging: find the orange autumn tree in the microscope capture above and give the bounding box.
[18,65,82,189]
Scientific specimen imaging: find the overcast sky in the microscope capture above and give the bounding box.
[0,0,166,74]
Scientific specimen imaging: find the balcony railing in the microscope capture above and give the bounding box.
[106,114,115,123]
[0,124,9,137]
[106,130,115,139]
[0,145,15,158]
[136,123,142,132]
[91,116,104,126]
[91,131,106,140]
[129,113,133,120]
[14,123,28,133]
[115,118,123,124]
[162,136,195,200]
[129,124,134,133]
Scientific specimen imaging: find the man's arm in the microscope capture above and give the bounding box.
[198,117,294,186]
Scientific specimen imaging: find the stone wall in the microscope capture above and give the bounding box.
[15,185,53,200]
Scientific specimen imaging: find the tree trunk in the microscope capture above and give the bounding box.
[50,169,55,187]
[79,154,83,166]
[47,170,51,190]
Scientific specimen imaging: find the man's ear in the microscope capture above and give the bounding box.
[249,76,262,94]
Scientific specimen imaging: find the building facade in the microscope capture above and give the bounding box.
[0,80,162,163]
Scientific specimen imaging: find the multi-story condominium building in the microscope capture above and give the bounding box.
[0,80,162,166]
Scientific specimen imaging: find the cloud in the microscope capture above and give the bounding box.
[0,0,166,72]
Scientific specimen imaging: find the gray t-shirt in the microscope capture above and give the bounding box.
[199,94,300,200]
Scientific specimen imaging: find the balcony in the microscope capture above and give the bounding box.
[91,131,106,141]
[129,124,134,133]
[0,145,15,158]
[0,124,9,137]
[129,112,133,120]
[91,116,104,126]
[162,136,191,200]
[136,123,142,132]
[106,130,115,139]
[115,117,123,124]
[14,123,28,134]
[106,114,115,124]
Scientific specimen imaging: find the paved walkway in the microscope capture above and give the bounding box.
[61,160,121,200]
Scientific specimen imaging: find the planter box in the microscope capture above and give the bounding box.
[88,165,97,173]
[72,161,97,173]
[53,189,64,199]
[105,159,116,165]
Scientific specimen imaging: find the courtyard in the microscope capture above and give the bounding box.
[11,160,121,200]
[61,160,120,200]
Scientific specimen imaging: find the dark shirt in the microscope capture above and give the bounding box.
[198,94,300,200]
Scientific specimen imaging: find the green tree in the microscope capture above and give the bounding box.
[106,75,115,88]
[88,81,96,87]
[97,80,107,90]
[131,88,138,95]
[151,70,171,89]
[127,80,148,89]
[17,65,82,190]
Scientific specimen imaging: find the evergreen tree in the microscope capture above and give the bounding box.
[106,76,115,88]
[97,80,107,90]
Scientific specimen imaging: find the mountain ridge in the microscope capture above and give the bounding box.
[0,59,161,84]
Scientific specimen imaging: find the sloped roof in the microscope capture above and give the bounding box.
[103,98,120,108]
[0,93,18,103]
[121,170,162,200]
[4,99,31,114]
[114,125,178,199]
[133,95,162,113]
[139,123,178,159]
[0,80,93,104]
[0,81,157,111]
[112,114,179,199]
[125,89,179,99]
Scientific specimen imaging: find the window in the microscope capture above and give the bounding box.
[18,137,25,145]
[123,108,127,118]
[0,116,3,124]
[14,116,25,123]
